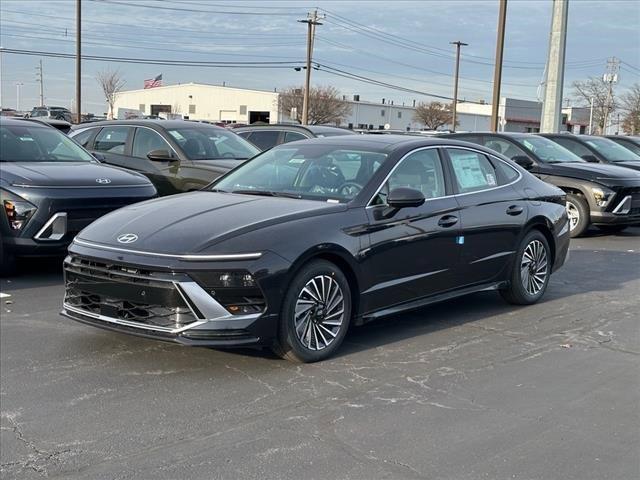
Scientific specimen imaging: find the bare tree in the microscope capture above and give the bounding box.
[278,86,351,125]
[572,77,615,134]
[618,83,640,135]
[413,101,457,130]
[96,69,126,119]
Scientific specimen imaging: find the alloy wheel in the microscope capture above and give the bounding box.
[520,239,548,296]
[294,275,345,351]
[566,201,579,231]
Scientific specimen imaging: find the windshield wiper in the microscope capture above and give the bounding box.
[231,189,301,199]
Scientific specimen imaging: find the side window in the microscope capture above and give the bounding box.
[132,128,171,158]
[94,127,130,154]
[283,131,308,143]
[448,148,499,194]
[492,158,520,183]
[247,131,280,150]
[71,128,96,148]
[551,137,591,157]
[372,149,445,205]
[482,137,527,160]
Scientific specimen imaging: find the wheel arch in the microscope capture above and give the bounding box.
[286,244,362,318]
[522,216,557,267]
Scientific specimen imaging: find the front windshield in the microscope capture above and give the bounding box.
[213,144,388,203]
[583,137,640,162]
[517,136,584,163]
[167,126,259,160]
[0,124,95,162]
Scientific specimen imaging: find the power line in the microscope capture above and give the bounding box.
[88,0,305,16]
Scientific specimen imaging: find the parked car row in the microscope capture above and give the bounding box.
[442,132,640,237]
[1,116,638,362]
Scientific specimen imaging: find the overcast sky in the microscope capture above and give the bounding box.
[1,0,638,114]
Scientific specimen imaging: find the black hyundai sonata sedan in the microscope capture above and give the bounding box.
[62,136,570,362]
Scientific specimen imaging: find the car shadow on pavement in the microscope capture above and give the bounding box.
[0,256,65,291]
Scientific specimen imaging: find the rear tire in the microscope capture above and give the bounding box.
[501,230,551,305]
[565,193,590,238]
[272,260,351,363]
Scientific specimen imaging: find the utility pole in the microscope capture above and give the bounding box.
[36,59,44,107]
[490,0,507,132]
[602,56,619,135]
[450,41,468,132]
[15,82,23,111]
[588,96,594,135]
[298,10,324,125]
[75,0,81,123]
[540,0,569,133]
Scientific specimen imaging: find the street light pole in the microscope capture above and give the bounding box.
[490,0,508,132]
[298,10,323,125]
[450,40,468,132]
[75,0,81,123]
[15,82,23,111]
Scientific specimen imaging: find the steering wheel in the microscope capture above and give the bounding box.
[338,182,363,197]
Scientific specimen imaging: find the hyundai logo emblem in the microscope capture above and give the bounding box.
[96,178,112,184]
[117,233,138,244]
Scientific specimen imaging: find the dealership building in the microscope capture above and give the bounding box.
[112,82,589,133]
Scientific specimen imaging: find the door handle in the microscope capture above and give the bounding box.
[438,215,458,228]
[506,205,524,216]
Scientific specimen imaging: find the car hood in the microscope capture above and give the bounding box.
[539,162,640,187]
[610,161,640,171]
[76,191,346,254]
[0,162,151,187]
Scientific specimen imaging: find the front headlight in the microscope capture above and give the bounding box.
[591,186,614,207]
[1,191,37,231]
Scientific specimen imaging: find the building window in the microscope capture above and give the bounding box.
[561,114,568,125]
[348,123,353,129]
[239,105,247,115]
[397,111,402,119]
[189,104,196,114]
[138,104,145,112]
[381,109,385,117]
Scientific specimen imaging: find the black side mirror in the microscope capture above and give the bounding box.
[376,188,425,219]
[92,152,106,162]
[147,149,175,161]
[512,155,534,170]
[581,154,599,163]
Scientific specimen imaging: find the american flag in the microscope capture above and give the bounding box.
[144,74,162,89]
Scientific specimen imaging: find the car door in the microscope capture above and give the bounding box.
[360,147,462,314]
[444,146,526,287]
[131,127,184,195]
[92,126,134,169]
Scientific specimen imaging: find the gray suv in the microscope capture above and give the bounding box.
[28,106,73,123]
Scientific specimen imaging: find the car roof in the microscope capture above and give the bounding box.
[233,124,354,135]
[71,119,226,130]
[304,125,356,135]
[1,117,52,128]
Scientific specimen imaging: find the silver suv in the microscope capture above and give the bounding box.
[29,106,73,123]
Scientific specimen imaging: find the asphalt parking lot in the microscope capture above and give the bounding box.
[1,228,638,480]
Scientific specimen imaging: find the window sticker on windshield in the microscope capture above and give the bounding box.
[169,131,185,141]
[486,173,497,186]
[452,155,489,189]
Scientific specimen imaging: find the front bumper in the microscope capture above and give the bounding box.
[60,249,288,347]
[590,191,640,226]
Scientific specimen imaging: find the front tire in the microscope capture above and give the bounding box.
[565,193,590,238]
[273,260,351,363]
[501,230,551,305]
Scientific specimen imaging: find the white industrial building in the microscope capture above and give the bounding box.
[112,82,587,134]
[113,83,281,124]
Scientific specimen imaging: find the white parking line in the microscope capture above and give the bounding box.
[0,293,11,299]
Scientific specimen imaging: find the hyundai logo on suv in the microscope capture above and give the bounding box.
[96,178,112,184]
[117,233,138,244]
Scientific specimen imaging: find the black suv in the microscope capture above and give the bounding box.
[540,133,640,171]
[70,120,259,196]
[0,118,157,275]
[234,124,356,151]
[443,132,640,236]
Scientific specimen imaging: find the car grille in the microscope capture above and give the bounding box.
[64,256,198,330]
